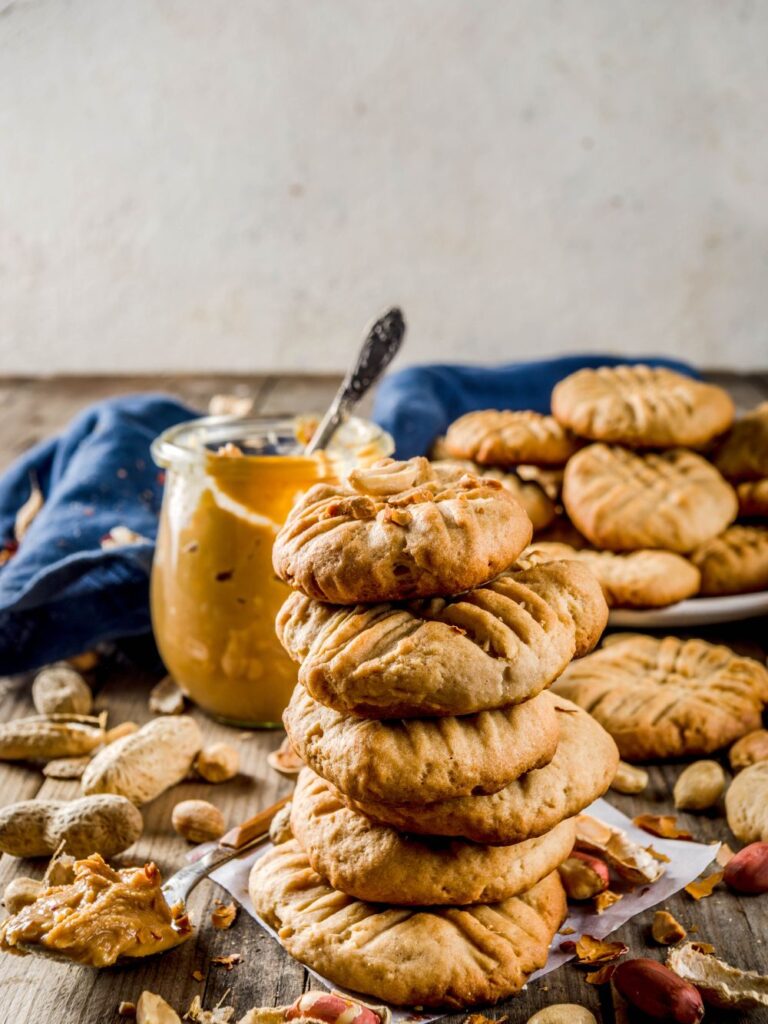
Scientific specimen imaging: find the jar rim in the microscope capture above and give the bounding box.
[151,413,393,467]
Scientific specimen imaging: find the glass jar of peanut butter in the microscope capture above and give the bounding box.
[150,415,393,726]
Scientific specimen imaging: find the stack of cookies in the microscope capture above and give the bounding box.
[249,457,619,1009]
[443,364,768,606]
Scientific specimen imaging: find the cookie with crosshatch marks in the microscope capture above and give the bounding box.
[282,683,559,803]
[277,560,607,718]
[551,364,734,448]
[271,457,532,604]
[517,541,701,608]
[248,839,566,1008]
[737,479,768,518]
[552,634,768,761]
[443,410,580,467]
[714,401,768,481]
[289,768,576,906]
[348,694,618,844]
[691,524,768,596]
[562,443,737,553]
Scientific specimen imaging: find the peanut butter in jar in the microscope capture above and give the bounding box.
[150,415,392,726]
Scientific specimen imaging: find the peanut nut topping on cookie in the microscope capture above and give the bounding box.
[272,456,533,603]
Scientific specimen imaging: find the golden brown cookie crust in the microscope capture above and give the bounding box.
[277,561,608,718]
[519,542,701,608]
[737,479,768,518]
[563,444,737,553]
[551,364,734,448]
[444,410,580,467]
[714,402,768,481]
[249,839,567,1008]
[290,769,576,906]
[552,634,768,761]
[283,685,559,802]
[431,458,556,531]
[271,457,533,604]
[691,525,768,596]
[349,694,619,844]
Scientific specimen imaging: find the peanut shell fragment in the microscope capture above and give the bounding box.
[652,910,687,946]
[668,942,768,1010]
[32,663,93,716]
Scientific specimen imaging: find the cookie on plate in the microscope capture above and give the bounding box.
[551,364,734,448]
[690,525,768,596]
[290,769,576,905]
[737,479,768,519]
[563,444,737,552]
[272,457,532,604]
[443,410,579,467]
[283,685,559,803]
[518,541,701,608]
[277,560,608,718]
[552,635,768,761]
[714,402,768,481]
[431,459,555,531]
[249,839,566,1008]
[725,761,768,843]
[349,694,619,844]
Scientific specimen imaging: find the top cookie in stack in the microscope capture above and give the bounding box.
[250,456,618,1009]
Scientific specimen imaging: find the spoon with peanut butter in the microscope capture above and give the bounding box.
[0,796,290,967]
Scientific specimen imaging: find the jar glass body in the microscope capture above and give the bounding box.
[150,415,393,726]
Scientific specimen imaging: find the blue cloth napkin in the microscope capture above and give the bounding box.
[0,395,196,674]
[373,354,698,458]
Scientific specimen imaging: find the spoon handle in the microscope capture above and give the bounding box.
[305,307,405,455]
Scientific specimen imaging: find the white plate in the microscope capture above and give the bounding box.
[608,590,768,628]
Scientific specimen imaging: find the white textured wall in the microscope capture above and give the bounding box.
[1,0,766,373]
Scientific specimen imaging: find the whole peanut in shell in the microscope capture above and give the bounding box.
[0,794,143,858]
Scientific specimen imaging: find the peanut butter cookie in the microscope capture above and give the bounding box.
[551,364,734,447]
[443,410,579,467]
[563,444,737,552]
[552,635,768,761]
[714,402,768,481]
[518,542,701,608]
[271,457,532,603]
[431,459,556,531]
[277,560,608,717]
[249,839,566,1008]
[283,685,559,803]
[691,525,768,596]
[349,695,619,844]
[290,769,576,906]
[737,479,768,518]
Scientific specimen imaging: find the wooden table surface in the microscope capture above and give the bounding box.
[0,372,766,1024]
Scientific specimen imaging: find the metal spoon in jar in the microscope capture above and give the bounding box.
[7,796,290,966]
[304,307,406,454]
